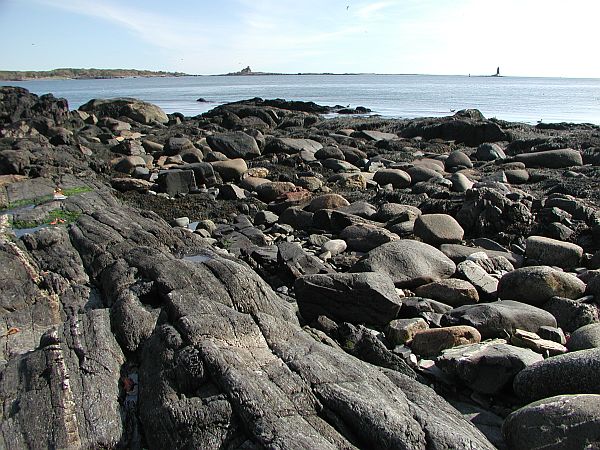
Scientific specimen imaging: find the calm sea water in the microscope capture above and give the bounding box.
[3,74,600,125]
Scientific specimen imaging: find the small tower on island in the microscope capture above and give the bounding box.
[495,67,500,76]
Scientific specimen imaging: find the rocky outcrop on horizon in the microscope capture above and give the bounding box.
[1,86,600,449]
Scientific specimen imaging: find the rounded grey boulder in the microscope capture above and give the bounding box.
[515,148,583,168]
[350,239,456,288]
[513,348,600,402]
[567,323,600,351]
[413,214,465,245]
[373,168,411,189]
[525,235,583,269]
[497,266,586,306]
[503,394,600,450]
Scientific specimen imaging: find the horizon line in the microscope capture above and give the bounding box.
[1,67,599,80]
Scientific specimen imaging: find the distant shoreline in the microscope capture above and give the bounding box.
[0,68,191,82]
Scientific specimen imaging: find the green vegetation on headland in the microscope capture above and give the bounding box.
[0,68,191,81]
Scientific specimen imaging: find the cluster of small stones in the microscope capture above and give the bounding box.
[1,87,600,449]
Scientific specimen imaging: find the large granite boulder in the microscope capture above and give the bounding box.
[79,97,169,125]
[350,239,456,288]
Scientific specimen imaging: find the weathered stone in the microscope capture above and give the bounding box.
[373,168,411,189]
[295,272,402,326]
[340,223,400,252]
[411,326,481,357]
[510,329,567,356]
[442,300,557,339]
[513,348,600,402]
[525,235,583,269]
[503,394,600,450]
[436,341,543,394]
[456,260,498,300]
[157,169,197,196]
[497,266,586,306]
[567,323,600,351]
[305,193,349,212]
[542,296,600,332]
[350,239,456,288]
[80,97,168,124]
[265,137,322,154]
[414,214,465,245]
[206,131,261,159]
[415,278,479,307]
[515,148,583,168]
[210,158,248,181]
[386,318,429,345]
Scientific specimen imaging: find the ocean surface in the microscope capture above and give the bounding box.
[3,74,600,125]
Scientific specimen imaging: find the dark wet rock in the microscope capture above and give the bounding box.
[503,394,600,450]
[397,297,453,327]
[442,300,557,339]
[264,137,322,154]
[0,149,32,175]
[567,323,600,351]
[513,348,600,402]
[157,169,197,196]
[206,131,261,159]
[475,142,506,161]
[350,239,456,288]
[542,296,600,332]
[497,266,586,306]
[295,272,402,326]
[515,148,583,168]
[0,86,69,125]
[436,341,543,394]
[163,136,196,156]
[279,206,314,230]
[445,150,473,170]
[401,114,507,146]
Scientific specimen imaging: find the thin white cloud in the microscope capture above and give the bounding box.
[33,0,208,50]
[354,1,394,19]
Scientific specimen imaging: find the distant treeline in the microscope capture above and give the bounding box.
[0,68,191,81]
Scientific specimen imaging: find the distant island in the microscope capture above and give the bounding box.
[0,68,191,81]
[216,66,283,76]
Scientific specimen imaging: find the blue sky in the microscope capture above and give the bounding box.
[1,0,598,77]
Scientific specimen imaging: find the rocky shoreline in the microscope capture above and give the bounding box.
[1,86,599,449]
